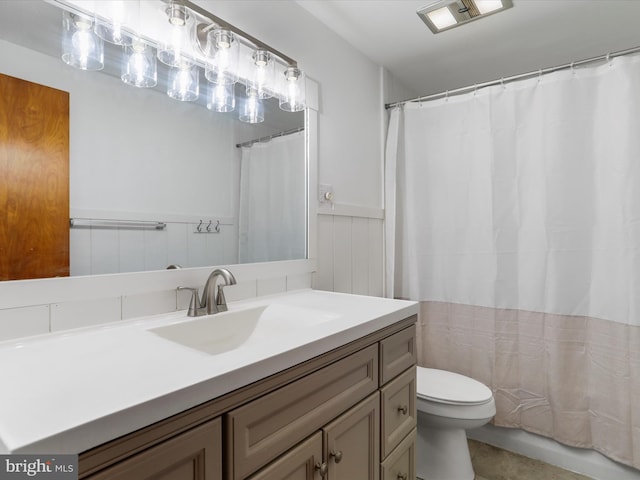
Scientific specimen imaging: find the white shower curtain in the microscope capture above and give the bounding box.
[386,55,640,469]
[239,131,305,263]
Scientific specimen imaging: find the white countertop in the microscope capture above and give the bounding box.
[0,289,418,454]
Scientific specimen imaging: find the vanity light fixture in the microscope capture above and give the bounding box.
[61,11,104,71]
[55,0,306,115]
[417,0,513,33]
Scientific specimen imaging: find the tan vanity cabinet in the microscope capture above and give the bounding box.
[84,417,222,480]
[79,315,418,480]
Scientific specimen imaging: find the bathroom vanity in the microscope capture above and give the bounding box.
[0,290,418,480]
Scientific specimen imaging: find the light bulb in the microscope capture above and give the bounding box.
[72,29,95,69]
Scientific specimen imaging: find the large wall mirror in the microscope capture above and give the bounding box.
[0,0,308,282]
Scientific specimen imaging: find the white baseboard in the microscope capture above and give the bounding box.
[467,425,640,480]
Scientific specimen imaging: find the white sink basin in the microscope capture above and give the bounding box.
[149,304,341,355]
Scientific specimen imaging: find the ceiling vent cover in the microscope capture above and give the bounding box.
[417,0,513,33]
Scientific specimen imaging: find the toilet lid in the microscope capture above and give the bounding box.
[416,368,493,405]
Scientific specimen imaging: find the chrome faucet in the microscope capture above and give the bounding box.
[178,268,237,317]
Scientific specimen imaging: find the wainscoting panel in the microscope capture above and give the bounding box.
[314,209,384,297]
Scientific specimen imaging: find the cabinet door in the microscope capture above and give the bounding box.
[86,418,222,480]
[324,392,380,480]
[248,432,323,480]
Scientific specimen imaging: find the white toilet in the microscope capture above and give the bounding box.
[416,367,496,480]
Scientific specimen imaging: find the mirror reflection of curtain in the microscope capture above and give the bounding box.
[385,55,640,470]
[239,131,305,263]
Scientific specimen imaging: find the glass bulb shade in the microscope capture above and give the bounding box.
[204,28,239,85]
[157,4,192,67]
[279,66,306,112]
[167,62,199,101]
[207,82,235,113]
[61,11,104,71]
[249,50,275,99]
[94,0,135,46]
[121,39,157,88]
[239,88,264,124]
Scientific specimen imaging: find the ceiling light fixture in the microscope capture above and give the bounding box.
[417,0,513,34]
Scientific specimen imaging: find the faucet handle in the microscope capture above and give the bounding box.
[177,286,200,317]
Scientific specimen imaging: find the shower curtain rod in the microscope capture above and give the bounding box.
[385,45,640,109]
[235,126,305,149]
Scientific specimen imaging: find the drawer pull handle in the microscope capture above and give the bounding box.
[315,462,328,477]
[397,474,408,480]
[330,450,343,463]
[397,405,408,415]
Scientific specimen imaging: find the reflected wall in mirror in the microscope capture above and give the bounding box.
[0,0,306,281]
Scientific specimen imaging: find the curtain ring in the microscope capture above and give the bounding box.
[445,90,449,101]
[570,62,575,74]
[606,53,611,66]
[538,69,542,83]
[473,84,477,96]
[500,78,505,89]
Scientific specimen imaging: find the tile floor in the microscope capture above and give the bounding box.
[469,440,594,480]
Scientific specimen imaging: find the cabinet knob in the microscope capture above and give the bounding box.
[315,462,328,477]
[397,405,408,415]
[397,474,408,480]
[330,450,343,463]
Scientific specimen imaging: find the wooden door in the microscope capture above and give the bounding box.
[324,392,380,480]
[0,72,69,280]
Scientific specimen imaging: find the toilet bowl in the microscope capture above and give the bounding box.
[416,367,496,480]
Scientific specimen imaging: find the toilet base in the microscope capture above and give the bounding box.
[416,423,474,480]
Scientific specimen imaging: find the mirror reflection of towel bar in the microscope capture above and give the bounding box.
[69,218,166,230]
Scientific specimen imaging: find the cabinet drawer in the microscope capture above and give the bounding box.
[380,367,416,459]
[381,428,416,480]
[86,418,222,480]
[227,344,379,479]
[380,325,416,386]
